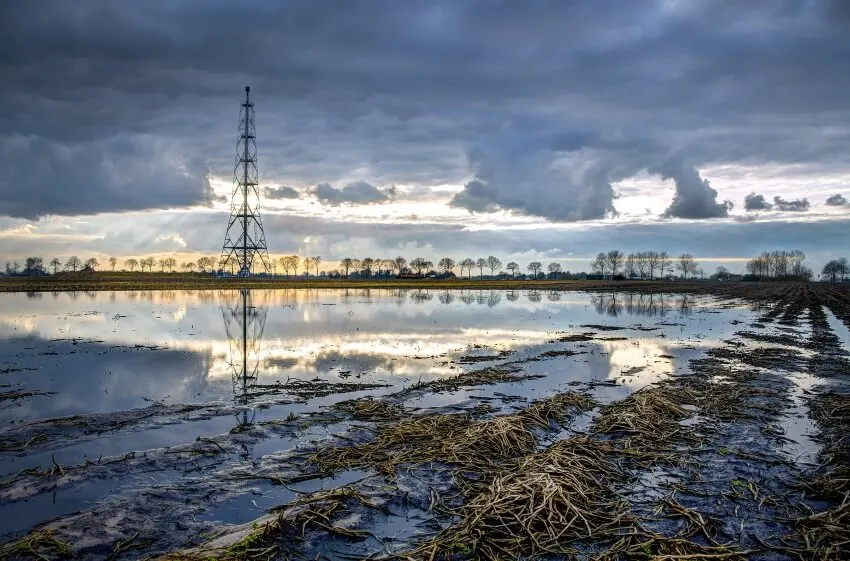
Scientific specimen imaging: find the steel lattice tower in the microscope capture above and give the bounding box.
[219,86,271,276]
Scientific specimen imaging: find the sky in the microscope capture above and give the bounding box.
[1,0,849,274]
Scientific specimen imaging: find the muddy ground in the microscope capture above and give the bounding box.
[1,284,849,560]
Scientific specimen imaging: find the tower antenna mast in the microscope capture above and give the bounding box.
[219,86,271,276]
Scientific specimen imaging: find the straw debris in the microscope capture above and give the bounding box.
[333,397,404,421]
[0,529,73,560]
[312,392,592,476]
[400,366,542,395]
[161,488,383,560]
[594,386,695,445]
[597,532,752,560]
[406,437,628,560]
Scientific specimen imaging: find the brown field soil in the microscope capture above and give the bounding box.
[2,272,849,298]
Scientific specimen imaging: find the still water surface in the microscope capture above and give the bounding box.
[0,288,751,540]
[0,289,730,423]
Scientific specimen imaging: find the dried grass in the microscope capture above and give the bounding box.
[333,397,405,421]
[597,532,753,560]
[311,392,592,476]
[594,386,694,445]
[0,529,73,560]
[405,437,628,560]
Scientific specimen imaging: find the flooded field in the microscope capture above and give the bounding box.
[1,286,849,560]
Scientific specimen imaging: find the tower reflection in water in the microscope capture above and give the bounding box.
[221,289,268,432]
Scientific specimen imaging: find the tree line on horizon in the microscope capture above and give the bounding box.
[3,249,847,283]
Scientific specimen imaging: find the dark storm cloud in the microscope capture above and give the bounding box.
[744,193,773,211]
[310,182,395,206]
[773,196,811,212]
[1,0,849,220]
[654,160,732,219]
[825,193,848,206]
[449,138,619,221]
[264,186,301,200]
[0,135,214,219]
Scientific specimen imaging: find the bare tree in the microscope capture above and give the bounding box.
[635,252,648,279]
[410,257,428,274]
[624,254,638,279]
[108,256,117,271]
[345,259,360,276]
[789,250,807,279]
[713,266,731,281]
[438,257,456,275]
[547,262,563,278]
[197,256,213,273]
[278,255,299,278]
[302,257,314,277]
[822,260,845,283]
[65,255,82,272]
[84,257,99,271]
[658,252,673,279]
[340,258,355,277]
[645,251,661,280]
[527,261,542,278]
[676,254,698,279]
[476,258,487,279]
[506,261,520,278]
[49,257,61,274]
[24,257,44,275]
[458,258,474,278]
[486,256,502,275]
[381,259,396,275]
[361,257,375,277]
[394,256,407,275]
[590,253,607,277]
[312,256,322,277]
[606,250,624,278]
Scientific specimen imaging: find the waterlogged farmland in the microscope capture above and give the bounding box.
[1,286,849,560]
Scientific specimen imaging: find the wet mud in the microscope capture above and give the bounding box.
[0,285,848,560]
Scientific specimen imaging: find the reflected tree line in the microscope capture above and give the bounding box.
[25,287,695,320]
[590,292,693,317]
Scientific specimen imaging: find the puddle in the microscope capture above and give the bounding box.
[777,371,822,467]
[199,468,373,525]
[823,306,850,351]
